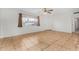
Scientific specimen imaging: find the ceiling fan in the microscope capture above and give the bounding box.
[74,12,79,14]
[43,8,53,14]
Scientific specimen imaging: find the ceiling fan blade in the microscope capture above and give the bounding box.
[74,12,79,14]
[48,12,52,14]
[48,9,53,11]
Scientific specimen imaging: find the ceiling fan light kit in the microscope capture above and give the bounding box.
[43,8,53,14]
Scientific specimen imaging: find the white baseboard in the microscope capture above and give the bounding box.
[0,36,4,38]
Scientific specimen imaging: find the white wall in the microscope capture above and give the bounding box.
[0,8,52,37]
[0,8,75,38]
[0,9,3,38]
[50,8,73,33]
[0,9,1,34]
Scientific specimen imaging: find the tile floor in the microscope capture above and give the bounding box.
[0,30,79,51]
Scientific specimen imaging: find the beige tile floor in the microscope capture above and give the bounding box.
[0,30,79,51]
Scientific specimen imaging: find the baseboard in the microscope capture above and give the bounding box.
[0,29,52,39]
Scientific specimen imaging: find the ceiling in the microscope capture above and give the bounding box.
[18,8,79,17]
[18,8,54,16]
[18,8,42,16]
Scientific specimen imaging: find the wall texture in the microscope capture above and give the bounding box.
[0,9,3,38]
[51,8,73,33]
[0,8,53,37]
[0,8,76,38]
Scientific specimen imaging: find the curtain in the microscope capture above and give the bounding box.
[37,16,40,26]
[18,13,22,27]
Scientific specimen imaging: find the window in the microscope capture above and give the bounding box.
[23,17,40,26]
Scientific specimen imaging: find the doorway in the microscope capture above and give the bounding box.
[73,14,79,33]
